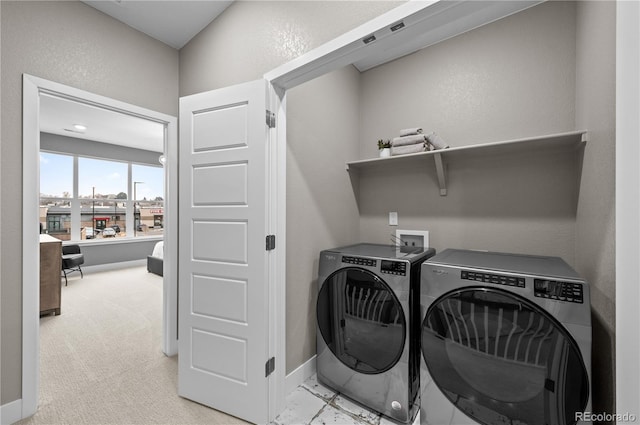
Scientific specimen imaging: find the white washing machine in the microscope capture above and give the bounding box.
[419,249,591,425]
[317,243,436,423]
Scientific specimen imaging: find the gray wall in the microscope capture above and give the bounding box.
[357,0,615,416]
[574,0,616,418]
[1,0,178,406]
[179,0,402,374]
[41,133,163,166]
[285,66,361,372]
[358,2,579,263]
[77,239,161,268]
[179,1,402,96]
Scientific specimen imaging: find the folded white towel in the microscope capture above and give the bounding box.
[426,132,449,150]
[400,127,423,137]
[391,143,426,156]
[392,134,426,147]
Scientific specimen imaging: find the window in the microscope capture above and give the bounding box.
[40,151,164,241]
[46,214,68,233]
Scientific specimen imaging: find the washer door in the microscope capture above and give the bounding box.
[421,287,589,425]
[317,267,406,374]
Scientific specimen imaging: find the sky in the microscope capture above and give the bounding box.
[40,152,164,200]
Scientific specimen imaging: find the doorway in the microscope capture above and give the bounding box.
[22,74,178,416]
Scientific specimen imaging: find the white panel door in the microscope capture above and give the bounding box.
[178,79,271,424]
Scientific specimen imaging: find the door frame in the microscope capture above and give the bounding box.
[615,0,640,417]
[21,74,178,417]
[267,83,287,418]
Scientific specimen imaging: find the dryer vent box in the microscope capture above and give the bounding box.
[396,230,429,249]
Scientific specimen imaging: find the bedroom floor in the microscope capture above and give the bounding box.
[271,374,420,425]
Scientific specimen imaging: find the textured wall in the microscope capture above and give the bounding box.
[358,1,578,260]
[359,2,577,158]
[0,0,178,405]
[179,1,402,96]
[574,0,616,419]
[285,66,361,373]
[179,1,402,374]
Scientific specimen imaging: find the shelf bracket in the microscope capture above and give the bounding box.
[433,153,447,196]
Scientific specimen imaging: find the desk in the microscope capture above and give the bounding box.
[40,234,62,316]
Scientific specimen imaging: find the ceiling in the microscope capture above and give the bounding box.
[50,1,540,153]
[40,93,165,153]
[82,0,234,50]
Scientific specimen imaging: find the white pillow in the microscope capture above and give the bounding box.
[151,241,164,259]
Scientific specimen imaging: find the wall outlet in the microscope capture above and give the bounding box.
[389,212,398,226]
[395,230,429,249]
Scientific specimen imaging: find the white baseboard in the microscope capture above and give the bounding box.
[0,399,23,425]
[285,355,316,396]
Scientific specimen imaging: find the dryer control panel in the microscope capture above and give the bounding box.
[534,279,584,303]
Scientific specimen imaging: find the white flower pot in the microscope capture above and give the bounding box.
[379,148,391,158]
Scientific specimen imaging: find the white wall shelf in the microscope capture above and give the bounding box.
[346,130,587,196]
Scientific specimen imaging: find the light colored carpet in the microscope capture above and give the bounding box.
[17,263,248,425]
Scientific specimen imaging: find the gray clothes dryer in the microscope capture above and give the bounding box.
[317,243,436,423]
[419,249,591,425]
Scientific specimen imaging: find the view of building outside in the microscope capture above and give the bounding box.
[40,152,164,241]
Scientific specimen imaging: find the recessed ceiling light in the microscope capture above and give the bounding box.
[73,124,87,132]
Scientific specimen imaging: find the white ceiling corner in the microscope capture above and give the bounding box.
[81,0,234,50]
[43,1,235,151]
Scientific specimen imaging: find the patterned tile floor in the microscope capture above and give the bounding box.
[271,374,420,425]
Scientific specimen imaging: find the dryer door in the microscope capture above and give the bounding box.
[421,287,589,425]
[317,267,405,374]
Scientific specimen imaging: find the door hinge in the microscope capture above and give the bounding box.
[266,110,276,128]
[266,235,276,251]
[265,357,275,377]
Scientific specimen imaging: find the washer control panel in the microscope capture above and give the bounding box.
[342,256,376,267]
[381,260,407,276]
[461,270,525,288]
[534,279,584,303]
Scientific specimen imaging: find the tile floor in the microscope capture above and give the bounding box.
[272,374,420,425]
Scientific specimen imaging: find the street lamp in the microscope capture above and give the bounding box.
[92,186,95,239]
[133,181,144,236]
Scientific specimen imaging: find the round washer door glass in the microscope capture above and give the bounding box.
[317,267,405,374]
[422,288,589,425]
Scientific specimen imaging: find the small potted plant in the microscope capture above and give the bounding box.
[378,139,391,157]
